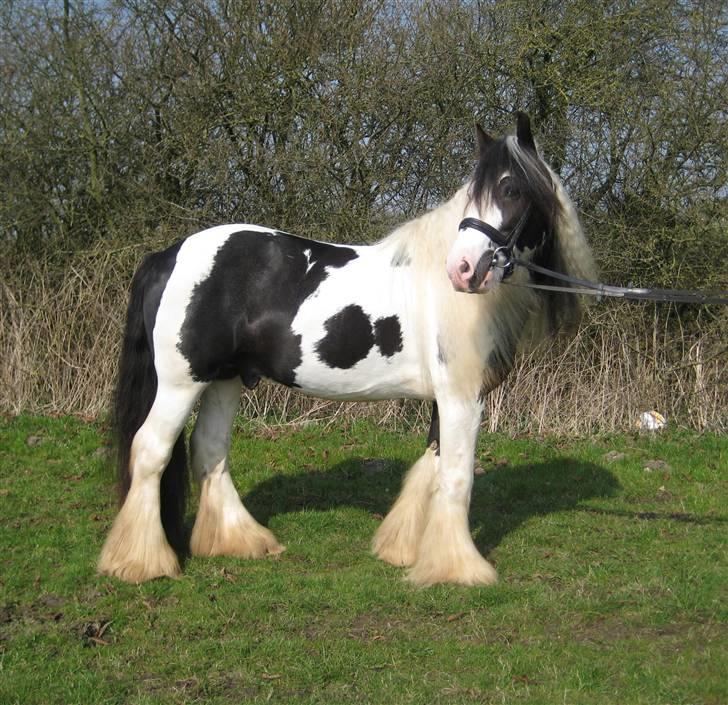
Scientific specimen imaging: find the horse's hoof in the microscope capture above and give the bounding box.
[191,510,285,559]
[406,555,498,587]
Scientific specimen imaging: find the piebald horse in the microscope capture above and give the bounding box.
[99,113,596,586]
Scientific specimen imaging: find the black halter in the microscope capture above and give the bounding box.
[457,205,533,279]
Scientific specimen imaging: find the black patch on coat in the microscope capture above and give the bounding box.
[479,319,520,403]
[427,402,440,455]
[516,212,550,253]
[316,304,374,369]
[176,230,358,385]
[470,249,495,291]
[373,316,403,357]
[487,346,513,381]
[437,336,447,365]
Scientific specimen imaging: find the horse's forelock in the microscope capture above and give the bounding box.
[503,136,561,222]
[469,136,560,227]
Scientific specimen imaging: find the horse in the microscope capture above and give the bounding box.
[98,112,596,586]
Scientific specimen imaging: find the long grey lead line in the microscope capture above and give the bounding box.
[509,258,728,306]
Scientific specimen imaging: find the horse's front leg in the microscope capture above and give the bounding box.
[407,394,497,587]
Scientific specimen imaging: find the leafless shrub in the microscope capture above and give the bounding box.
[1,1,725,432]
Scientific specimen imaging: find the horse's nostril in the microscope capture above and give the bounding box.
[458,259,471,275]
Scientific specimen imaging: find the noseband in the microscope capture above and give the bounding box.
[457,204,533,280]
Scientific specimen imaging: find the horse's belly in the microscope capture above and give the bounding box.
[295,353,430,400]
[292,354,427,400]
[290,298,427,400]
[286,245,430,400]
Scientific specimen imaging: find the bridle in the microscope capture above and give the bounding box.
[457,204,533,280]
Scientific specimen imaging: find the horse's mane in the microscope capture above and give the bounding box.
[494,134,598,335]
[543,162,598,334]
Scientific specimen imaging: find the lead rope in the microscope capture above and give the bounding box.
[457,213,728,304]
[506,258,728,306]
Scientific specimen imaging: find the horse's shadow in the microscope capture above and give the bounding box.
[239,453,620,555]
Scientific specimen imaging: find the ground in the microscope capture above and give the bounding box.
[0,415,726,704]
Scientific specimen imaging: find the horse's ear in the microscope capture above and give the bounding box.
[475,123,494,157]
[516,112,536,151]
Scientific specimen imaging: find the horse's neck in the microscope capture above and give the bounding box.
[378,184,469,266]
[382,184,539,395]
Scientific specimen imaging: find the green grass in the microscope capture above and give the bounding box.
[1,415,726,704]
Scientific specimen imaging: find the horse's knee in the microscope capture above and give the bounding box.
[129,428,173,483]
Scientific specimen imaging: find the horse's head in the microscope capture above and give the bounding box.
[446,113,559,293]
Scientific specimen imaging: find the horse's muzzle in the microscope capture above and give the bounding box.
[447,250,495,293]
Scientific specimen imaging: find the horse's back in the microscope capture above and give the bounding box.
[147,225,363,388]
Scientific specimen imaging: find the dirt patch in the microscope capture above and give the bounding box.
[643,458,670,472]
[360,459,390,474]
[562,615,726,648]
[347,612,398,642]
[1,594,68,627]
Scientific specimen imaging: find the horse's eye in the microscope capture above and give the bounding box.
[501,178,520,200]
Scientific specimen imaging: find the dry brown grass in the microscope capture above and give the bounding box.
[1,243,726,433]
[485,307,727,434]
[1,246,133,417]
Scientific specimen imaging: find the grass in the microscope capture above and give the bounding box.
[0,415,726,704]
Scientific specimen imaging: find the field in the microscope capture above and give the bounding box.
[1,415,726,704]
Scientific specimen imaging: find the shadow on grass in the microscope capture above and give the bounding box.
[239,455,621,555]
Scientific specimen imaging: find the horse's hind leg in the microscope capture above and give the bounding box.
[190,378,284,559]
[372,403,439,567]
[98,381,203,583]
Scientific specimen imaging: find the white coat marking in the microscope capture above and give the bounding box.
[291,244,428,400]
[303,248,316,274]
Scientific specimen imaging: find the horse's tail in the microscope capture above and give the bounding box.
[112,254,188,551]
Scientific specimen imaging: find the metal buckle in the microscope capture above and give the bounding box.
[491,247,512,269]
[491,247,514,279]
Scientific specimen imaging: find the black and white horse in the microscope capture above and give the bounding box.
[99,113,596,586]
